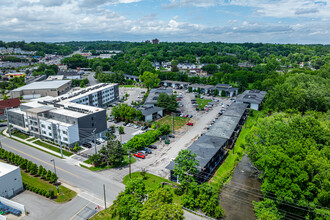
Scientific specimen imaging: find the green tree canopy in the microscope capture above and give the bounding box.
[156,93,178,112]
[139,71,160,89]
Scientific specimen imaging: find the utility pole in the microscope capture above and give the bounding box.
[57,124,63,158]
[5,108,11,137]
[93,129,97,154]
[129,151,132,179]
[103,184,107,209]
[50,159,59,193]
[172,112,175,133]
[184,170,194,195]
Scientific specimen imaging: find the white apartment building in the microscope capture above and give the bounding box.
[8,83,119,147]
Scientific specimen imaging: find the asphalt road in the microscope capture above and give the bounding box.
[0,134,125,207]
[87,72,98,86]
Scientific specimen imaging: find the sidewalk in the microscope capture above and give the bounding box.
[2,128,92,168]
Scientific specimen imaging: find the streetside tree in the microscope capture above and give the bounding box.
[139,71,160,89]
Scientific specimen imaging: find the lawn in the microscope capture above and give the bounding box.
[196,98,212,109]
[119,85,136,88]
[33,140,73,157]
[12,131,30,139]
[21,171,77,203]
[156,115,190,131]
[123,172,182,204]
[82,155,136,171]
[210,110,266,189]
[27,137,37,142]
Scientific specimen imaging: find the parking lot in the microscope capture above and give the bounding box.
[119,87,147,105]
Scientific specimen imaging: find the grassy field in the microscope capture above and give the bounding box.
[27,137,37,142]
[82,155,136,171]
[123,172,182,204]
[92,172,181,219]
[21,171,77,203]
[210,110,266,188]
[33,140,73,157]
[12,131,30,139]
[196,98,212,109]
[156,115,190,131]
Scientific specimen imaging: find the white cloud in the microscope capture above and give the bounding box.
[164,0,216,8]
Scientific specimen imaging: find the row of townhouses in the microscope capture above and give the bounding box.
[8,83,119,147]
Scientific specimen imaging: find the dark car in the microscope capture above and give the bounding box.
[0,124,7,127]
[143,148,152,154]
[148,145,157,149]
[123,122,127,126]
[83,143,92,148]
[141,126,148,130]
[168,134,175,138]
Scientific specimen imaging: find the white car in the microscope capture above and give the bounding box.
[97,138,106,143]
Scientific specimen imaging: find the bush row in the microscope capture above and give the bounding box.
[0,148,58,183]
[23,183,55,199]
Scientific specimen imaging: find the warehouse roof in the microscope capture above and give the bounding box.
[138,106,164,116]
[12,80,71,92]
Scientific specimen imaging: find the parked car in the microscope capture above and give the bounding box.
[139,150,148,155]
[127,123,133,127]
[97,138,105,143]
[143,148,152,154]
[168,134,175,138]
[177,98,182,101]
[141,126,148,130]
[186,122,194,126]
[184,114,189,117]
[82,143,92,148]
[188,115,193,118]
[0,124,6,127]
[148,145,157,149]
[133,152,145,159]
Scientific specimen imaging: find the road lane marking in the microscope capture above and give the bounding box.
[3,142,84,180]
[69,202,91,220]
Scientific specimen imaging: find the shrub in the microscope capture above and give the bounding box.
[48,189,55,199]
[174,187,184,196]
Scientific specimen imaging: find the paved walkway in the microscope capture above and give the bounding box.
[2,129,92,168]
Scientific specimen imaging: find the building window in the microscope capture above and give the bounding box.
[49,133,52,136]
[43,131,46,134]
[63,137,68,141]
[41,124,45,128]
[63,130,67,135]
[92,123,94,127]
[48,126,51,130]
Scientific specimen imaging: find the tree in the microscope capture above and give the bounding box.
[156,93,178,112]
[2,94,8,100]
[50,172,58,183]
[214,88,219,96]
[139,71,160,89]
[140,188,184,220]
[139,60,155,74]
[79,81,86,88]
[202,64,219,74]
[171,60,179,72]
[221,90,226,97]
[109,179,146,219]
[46,170,52,180]
[118,126,124,134]
[173,150,199,187]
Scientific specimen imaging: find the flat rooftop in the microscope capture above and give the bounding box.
[0,162,19,177]
[12,80,71,92]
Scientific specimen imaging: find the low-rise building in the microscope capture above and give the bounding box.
[236,90,267,110]
[215,84,239,97]
[124,74,140,82]
[145,88,172,106]
[138,106,164,122]
[166,103,249,183]
[0,162,23,198]
[161,80,189,89]
[0,98,21,119]
[8,83,119,147]
[11,80,72,99]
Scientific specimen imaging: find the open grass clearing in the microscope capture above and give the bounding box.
[21,171,77,203]
[33,140,73,157]
[196,98,212,109]
[123,172,182,204]
[156,115,190,131]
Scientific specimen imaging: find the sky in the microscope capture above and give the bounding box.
[0,0,329,44]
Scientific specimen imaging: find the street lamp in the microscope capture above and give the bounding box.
[50,159,59,194]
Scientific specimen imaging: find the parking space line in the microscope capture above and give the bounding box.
[69,202,91,220]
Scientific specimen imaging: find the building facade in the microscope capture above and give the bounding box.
[0,162,23,198]
[8,83,119,147]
